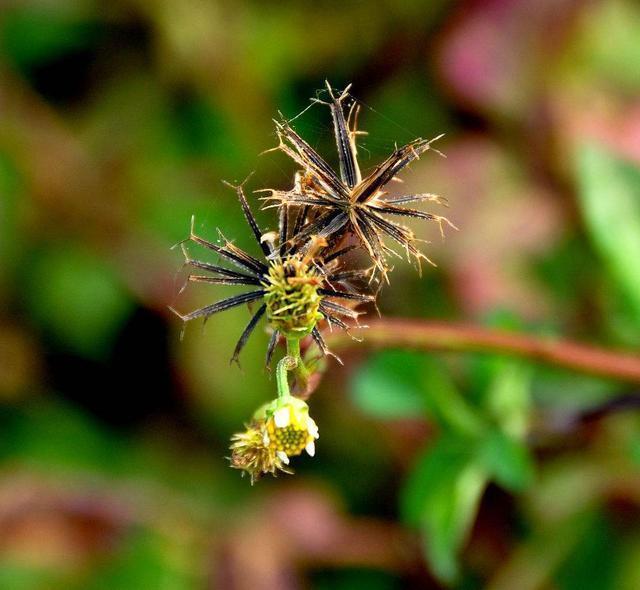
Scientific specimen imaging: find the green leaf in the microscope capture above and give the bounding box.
[351,351,484,435]
[484,360,532,440]
[479,429,535,492]
[350,350,429,419]
[576,144,640,319]
[532,368,617,412]
[24,245,133,359]
[401,436,488,583]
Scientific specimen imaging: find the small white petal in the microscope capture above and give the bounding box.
[261,231,278,244]
[277,451,290,464]
[307,418,319,439]
[274,407,290,428]
[263,431,270,445]
[305,441,316,457]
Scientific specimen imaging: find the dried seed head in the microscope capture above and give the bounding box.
[229,421,293,484]
[269,85,451,280]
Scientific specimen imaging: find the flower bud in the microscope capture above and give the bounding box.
[229,397,319,484]
[263,396,319,460]
[263,257,323,336]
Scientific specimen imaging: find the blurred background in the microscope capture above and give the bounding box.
[2,0,640,588]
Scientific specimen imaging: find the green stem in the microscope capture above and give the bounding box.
[275,337,312,399]
[287,336,310,388]
[276,354,296,399]
[286,336,301,361]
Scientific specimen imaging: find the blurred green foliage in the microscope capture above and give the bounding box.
[2,0,640,588]
[354,346,535,582]
[577,144,640,340]
[24,246,133,359]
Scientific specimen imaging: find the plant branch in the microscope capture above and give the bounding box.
[323,319,640,383]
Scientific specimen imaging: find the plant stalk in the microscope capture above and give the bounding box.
[323,319,640,383]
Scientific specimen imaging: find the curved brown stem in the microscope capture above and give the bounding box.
[323,319,640,383]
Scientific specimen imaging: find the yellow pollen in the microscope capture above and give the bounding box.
[266,420,312,457]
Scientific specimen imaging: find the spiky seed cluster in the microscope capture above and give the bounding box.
[264,82,454,280]
[172,82,450,363]
[172,82,451,482]
[171,180,374,366]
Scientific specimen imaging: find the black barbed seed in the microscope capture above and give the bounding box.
[171,171,374,365]
[172,82,449,373]
[262,82,454,281]
[216,82,453,484]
